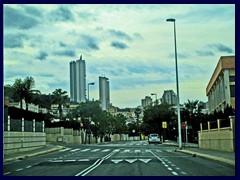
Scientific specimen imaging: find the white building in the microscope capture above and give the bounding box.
[70,55,86,103]
[99,76,110,111]
[161,90,177,105]
[141,96,152,108]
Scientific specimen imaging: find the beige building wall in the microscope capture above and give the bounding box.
[206,56,235,113]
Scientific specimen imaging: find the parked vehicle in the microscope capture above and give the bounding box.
[148,133,161,144]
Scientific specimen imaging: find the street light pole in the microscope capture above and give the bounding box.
[166,18,182,149]
[87,82,95,101]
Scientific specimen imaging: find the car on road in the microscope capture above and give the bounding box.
[148,133,161,144]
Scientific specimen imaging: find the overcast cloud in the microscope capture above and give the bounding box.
[3,4,235,108]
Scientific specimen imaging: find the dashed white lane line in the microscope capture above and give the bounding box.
[16,168,23,172]
[172,172,178,176]
[4,172,11,175]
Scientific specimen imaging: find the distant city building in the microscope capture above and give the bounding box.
[8,99,39,113]
[206,55,235,113]
[161,90,177,105]
[99,76,110,111]
[141,96,152,108]
[70,55,86,103]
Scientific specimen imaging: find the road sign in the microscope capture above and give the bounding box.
[162,121,167,128]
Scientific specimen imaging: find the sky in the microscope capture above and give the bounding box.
[3,4,235,108]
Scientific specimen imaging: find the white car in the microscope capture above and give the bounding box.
[148,133,161,144]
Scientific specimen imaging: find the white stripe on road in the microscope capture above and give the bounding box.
[59,148,71,152]
[102,149,110,152]
[91,149,100,152]
[172,172,178,176]
[123,149,130,153]
[81,149,91,152]
[16,168,23,172]
[135,150,141,153]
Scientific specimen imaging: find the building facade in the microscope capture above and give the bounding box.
[141,96,152,108]
[70,55,86,103]
[206,56,235,113]
[99,76,110,111]
[161,90,177,105]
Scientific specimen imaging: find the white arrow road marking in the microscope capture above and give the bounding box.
[125,159,137,163]
[111,159,124,164]
[139,159,151,163]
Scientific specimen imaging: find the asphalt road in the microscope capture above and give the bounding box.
[4,140,235,176]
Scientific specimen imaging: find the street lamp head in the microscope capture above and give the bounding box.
[88,82,95,85]
[151,93,156,95]
[166,18,175,22]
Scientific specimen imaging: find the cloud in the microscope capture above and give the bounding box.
[36,51,48,61]
[196,50,214,57]
[4,33,28,48]
[4,6,40,29]
[208,43,233,54]
[50,6,74,22]
[108,29,133,41]
[59,42,67,47]
[111,41,128,49]
[54,50,76,57]
[78,35,100,51]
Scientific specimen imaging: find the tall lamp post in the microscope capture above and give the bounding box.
[88,82,95,101]
[151,93,158,105]
[166,18,182,149]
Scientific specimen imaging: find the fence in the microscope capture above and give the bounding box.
[198,116,235,152]
[3,116,46,155]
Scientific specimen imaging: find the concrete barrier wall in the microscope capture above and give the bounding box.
[4,131,46,154]
[198,116,235,152]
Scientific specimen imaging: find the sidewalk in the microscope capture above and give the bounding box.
[163,140,235,166]
[3,144,64,163]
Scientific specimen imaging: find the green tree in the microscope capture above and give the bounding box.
[12,78,24,109]
[22,76,41,111]
[52,89,68,120]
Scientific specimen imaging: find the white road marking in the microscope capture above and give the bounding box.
[135,150,141,153]
[26,166,32,168]
[172,172,178,176]
[16,168,23,172]
[70,149,81,152]
[102,149,110,152]
[111,159,124,164]
[91,149,100,152]
[4,172,11,175]
[123,149,130,153]
[65,160,76,162]
[125,159,137,163]
[59,148,71,152]
[139,159,151,163]
[78,159,90,162]
[81,149,90,152]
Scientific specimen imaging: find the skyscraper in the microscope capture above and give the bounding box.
[70,55,86,103]
[161,90,177,105]
[99,76,110,111]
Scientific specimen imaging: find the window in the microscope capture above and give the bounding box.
[229,76,235,82]
[230,85,235,97]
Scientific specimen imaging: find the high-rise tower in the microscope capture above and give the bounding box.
[99,76,110,111]
[70,55,86,103]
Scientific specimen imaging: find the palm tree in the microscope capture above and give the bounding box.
[23,76,41,111]
[52,89,68,120]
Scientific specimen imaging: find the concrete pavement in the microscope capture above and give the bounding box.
[3,141,235,167]
[163,140,235,166]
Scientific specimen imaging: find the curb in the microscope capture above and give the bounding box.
[176,149,235,166]
[3,145,65,163]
